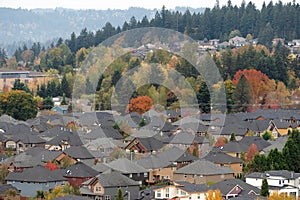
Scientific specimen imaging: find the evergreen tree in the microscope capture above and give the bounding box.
[197,81,211,113]
[12,79,31,93]
[116,189,124,200]
[230,133,236,141]
[85,77,94,94]
[260,178,269,197]
[61,74,71,98]
[232,75,250,112]
[61,93,68,105]
[42,96,54,110]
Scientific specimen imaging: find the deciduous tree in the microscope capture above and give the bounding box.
[246,144,259,162]
[128,96,153,114]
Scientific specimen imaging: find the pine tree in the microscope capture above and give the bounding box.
[116,189,124,200]
[260,178,269,197]
[197,81,211,113]
[61,74,71,98]
[232,75,250,112]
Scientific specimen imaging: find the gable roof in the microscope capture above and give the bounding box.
[239,136,271,151]
[84,137,125,151]
[6,165,66,183]
[210,179,260,196]
[53,195,91,200]
[221,141,249,153]
[82,160,110,173]
[202,149,242,164]
[262,136,288,154]
[127,137,164,152]
[64,162,99,178]
[0,184,20,195]
[63,146,95,160]
[174,159,234,175]
[47,129,83,146]
[96,170,139,187]
[7,133,45,144]
[157,146,198,163]
[175,181,209,193]
[136,155,172,169]
[246,170,300,179]
[107,158,148,174]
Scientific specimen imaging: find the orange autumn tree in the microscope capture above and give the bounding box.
[233,69,275,107]
[206,190,223,200]
[268,192,296,200]
[246,143,259,162]
[128,96,154,114]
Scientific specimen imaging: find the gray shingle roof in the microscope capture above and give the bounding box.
[262,136,288,154]
[174,159,234,175]
[136,137,164,151]
[63,146,95,160]
[107,158,148,174]
[53,195,91,200]
[136,155,172,169]
[246,170,300,179]
[210,178,260,196]
[0,184,20,195]
[5,165,66,182]
[202,150,242,164]
[175,181,209,192]
[157,146,198,163]
[64,162,99,178]
[221,141,249,153]
[239,136,271,151]
[47,129,83,146]
[96,170,139,187]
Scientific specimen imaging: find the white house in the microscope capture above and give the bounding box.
[246,170,300,199]
[153,181,209,200]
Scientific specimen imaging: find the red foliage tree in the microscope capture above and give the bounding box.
[45,161,60,171]
[233,69,274,105]
[128,96,154,114]
[245,143,259,162]
[215,136,228,147]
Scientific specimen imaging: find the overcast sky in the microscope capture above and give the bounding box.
[0,0,297,10]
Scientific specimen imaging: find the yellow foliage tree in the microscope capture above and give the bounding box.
[205,190,223,200]
[268,192,296,200]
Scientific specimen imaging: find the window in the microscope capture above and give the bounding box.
[157,190,161,198]
[129,174,132,178]
[181,191,186,196]
[165,188,169,198]
[184,174,187,178]
[105,195,110,200]
[220,174,225,178]
[198,195,201,199]
[95,187,101,192]
[144,172,148,177]
[137,173,140,177]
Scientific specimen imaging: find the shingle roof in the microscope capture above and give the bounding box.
[63,146,95,160]
[210,179,260,196]
[202,150,242,164]
[262,136,288,154]
[175,181,209,193]
[5,165,66,182]
[7,133,45,144]
[137,137,164,151]
[84,137,125,151]
[96,170,139,187]
[53,195,91,200]
[47,129,83,146]
[136,155,172,169]
[107,158,148,174]
[157,146,198,163]
[229,194,267,200]
[239,136,271,151]
[64,162,99,178]
[245,170,300,179]
[164,131,195,145]
[221,141,249,153]
[174,159,234,175]
[0,184,20,195]
[82,160,110,173]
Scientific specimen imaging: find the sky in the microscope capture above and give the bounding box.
[0,0,297,10]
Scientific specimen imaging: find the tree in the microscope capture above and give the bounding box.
[232,74,251,112]
[139,117,146,127]
[45,161,60,171]
[246,144,259,162]
[109,147,127,162]
[262,130,273,141]
[229,133,236,141]
[42,96,54,110]
[116,188,124,200]
[61,74,71,98]
[282,129,300,172]
[0,90,38,121]
[205,190,223,200]
[12,79,31,93]
[46,182,80,200]
[260,178,269,197]
[61,93,68,105]
[128,96,153,114]
[197,81,211,113]
[0,163,9,184]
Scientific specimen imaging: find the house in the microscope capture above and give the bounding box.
[270,119,292,136]
[53,195,91,200]
[210,179,261,199]
[137,154,175,184]
[52,105,68,114]
[221,141,249,158]
[80,170,140,200]
[229,36,247,47]
[261,136,288,155]
[107,158,149,185]
[44,127,83,151]
[64,162,99,187]
[156,146,198,169]
[125,137,164,154]
[202,149,243,177]
[153,181,209,200]
[5,165,67,197]
[239,136,271,152]
[173,159,234,184]
[59,146,95,163]
[246,170,300,199]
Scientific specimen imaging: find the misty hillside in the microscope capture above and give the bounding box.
[0,7,205,45]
